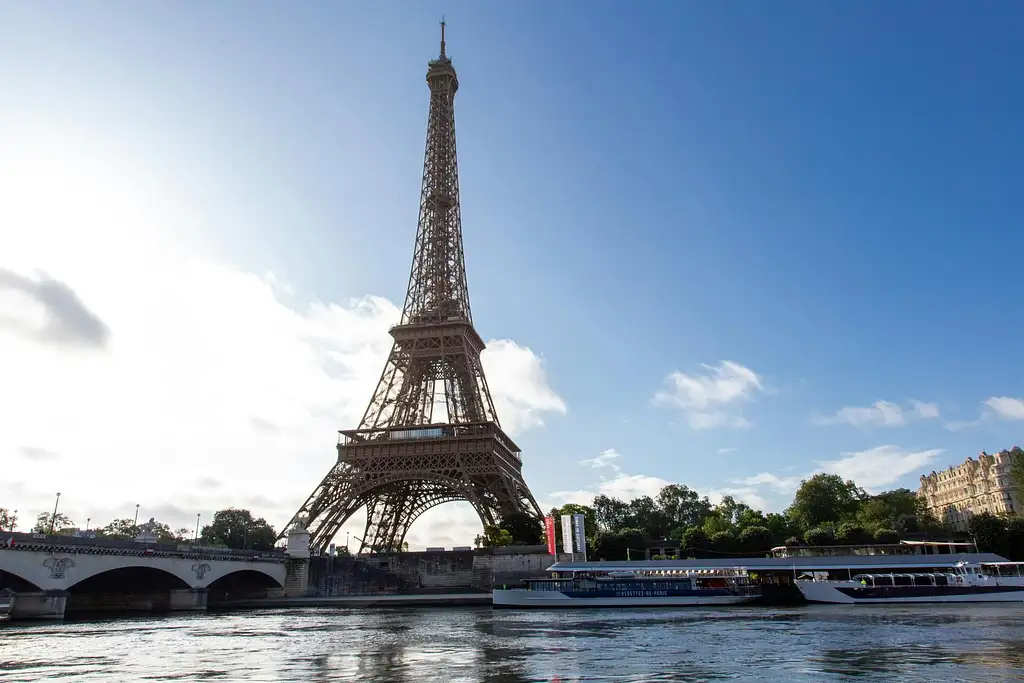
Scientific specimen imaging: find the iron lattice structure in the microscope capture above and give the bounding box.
[288,24,542,553]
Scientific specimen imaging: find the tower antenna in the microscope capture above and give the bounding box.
[439,16,446,58]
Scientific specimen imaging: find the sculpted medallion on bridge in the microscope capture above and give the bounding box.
[43,556,75,580]
[192,562,212,580]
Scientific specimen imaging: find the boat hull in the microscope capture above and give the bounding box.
[797,581,1024,604]
[493,590,758,608]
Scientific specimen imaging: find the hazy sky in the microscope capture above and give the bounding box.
[1,2,1022,548]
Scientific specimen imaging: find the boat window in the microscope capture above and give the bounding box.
[933,575,948,586]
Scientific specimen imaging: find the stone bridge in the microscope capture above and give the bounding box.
[0,529,310,619]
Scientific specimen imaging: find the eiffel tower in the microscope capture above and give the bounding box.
[288,23,543,553]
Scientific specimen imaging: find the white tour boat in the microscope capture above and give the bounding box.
[796,560,1024,604]
[493,564,760,608]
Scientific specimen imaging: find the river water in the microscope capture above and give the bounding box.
[2,605,1023,682]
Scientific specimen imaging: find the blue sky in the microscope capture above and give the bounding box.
[1,2,1021,544]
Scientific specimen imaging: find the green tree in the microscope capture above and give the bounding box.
[873,528,900,544]
[736,508,768,531]
[1009,447,1024,507]
[1005,517,1024,561]
[836,523,871,545]
[199,508,277,551]
[680,527,710,557]
[709,530,735,554]
[856,489,919,532]
[713,496,752,527]
[913,497,946,535]
[0,508,17,531]
[764,513,792,545]
[103,517,184,543]
[475,524,513,548]
[656,485,713,530]
[499,511,543,545]
[702,512,732,536]
[102,518,138,539]
[804,526,836,546]
[32,511,75,534]
[738,525,773,554]
[592,527,646,560]
[968,512,1007,555]
[626,496,671,538]
[592,495,631,532]
[787,474,866,529]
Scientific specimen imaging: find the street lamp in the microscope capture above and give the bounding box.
[86,517,91,531]
[194,513,201,544]
[49,493,61,535]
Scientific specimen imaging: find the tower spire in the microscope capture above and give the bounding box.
[439,17,446,59]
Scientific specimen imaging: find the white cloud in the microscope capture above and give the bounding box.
[735,472,803,494]
[701,487,771,513]
[0,146,566,549]
[735,445,943,507]
[482,340,566,435]
[552,442,944,521]
[818,445,943,490]
[717,447,738,455]
[911,400,940,419]
[579,448,621,471]
[944,415,992,432]
[653,360,764,430]
[552,448,772,513]
[812,399,940,428]
[547,472,673,510]
[985,396,1024,421]
[942,396,1024,431]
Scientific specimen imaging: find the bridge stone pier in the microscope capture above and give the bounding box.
[0,526,311,620]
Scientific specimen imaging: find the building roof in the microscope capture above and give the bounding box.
[548,553,1009,573]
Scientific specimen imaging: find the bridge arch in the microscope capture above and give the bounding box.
[67,565,190,593]
[311,472,506,551]
[206,568,283,601]
[0,568,43,592]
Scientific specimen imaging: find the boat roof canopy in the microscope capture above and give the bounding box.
[547,553,1008,573]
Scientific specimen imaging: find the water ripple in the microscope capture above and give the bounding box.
[2,605,1024,682]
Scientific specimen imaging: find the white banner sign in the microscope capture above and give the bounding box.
[560,514,573,554]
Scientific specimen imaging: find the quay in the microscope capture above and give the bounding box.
[5,528,1012,618]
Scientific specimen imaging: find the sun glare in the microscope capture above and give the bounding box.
[0,130,184,281]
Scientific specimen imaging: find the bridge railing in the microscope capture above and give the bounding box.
[1,531,288,560]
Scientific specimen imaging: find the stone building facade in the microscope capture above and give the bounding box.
[918,447,1023,531]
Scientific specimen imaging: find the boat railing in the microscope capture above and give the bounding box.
[980,562,1024,578]
[851,571,963,587]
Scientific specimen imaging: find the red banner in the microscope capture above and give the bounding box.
[544,516,556,556]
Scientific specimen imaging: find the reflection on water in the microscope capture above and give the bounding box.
[1,605,1023,682]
